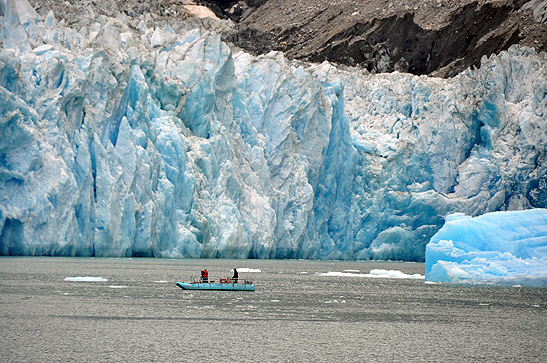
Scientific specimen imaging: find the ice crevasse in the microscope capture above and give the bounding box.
[0,0,546,260]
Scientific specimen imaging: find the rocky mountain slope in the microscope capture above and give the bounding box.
[26,1,547,78]
[210,0,547,77]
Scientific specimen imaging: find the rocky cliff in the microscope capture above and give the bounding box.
[27,1,547,78]
[209,0,547,77]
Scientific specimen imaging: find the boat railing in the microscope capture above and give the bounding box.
[189,276,253,284]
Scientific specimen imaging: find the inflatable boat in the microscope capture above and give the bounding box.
[176,280,255,291]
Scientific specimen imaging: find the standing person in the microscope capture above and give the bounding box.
[201,269,209,283]
[232,268,238,283]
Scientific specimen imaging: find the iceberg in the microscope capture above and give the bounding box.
[425,209,547,286]
[1,0,546,260]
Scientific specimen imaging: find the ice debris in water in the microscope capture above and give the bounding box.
[236,268,261,273]
[319,270,424,279]
[64,277,108,282]
[0,0,546,261]
[425,209,547,286]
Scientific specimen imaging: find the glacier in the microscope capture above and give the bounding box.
[425,209,547,286]
[1,0,546,259]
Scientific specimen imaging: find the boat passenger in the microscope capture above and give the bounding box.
[232,268,238,283]
[201,269,209,283]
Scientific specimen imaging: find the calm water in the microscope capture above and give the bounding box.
[1,257,546,362]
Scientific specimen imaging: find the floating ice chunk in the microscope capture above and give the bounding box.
[367,269,425,279]
[425,209,547,286]
[319,270,424,279]
[236,268,261,273]
[64,277,108,282]
[324,299,346,304]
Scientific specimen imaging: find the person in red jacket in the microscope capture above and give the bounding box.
[201,269,209,283]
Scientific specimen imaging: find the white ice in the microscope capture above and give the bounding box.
[235,268,261,273]
[64,277,108,282]
[319,269,424,279]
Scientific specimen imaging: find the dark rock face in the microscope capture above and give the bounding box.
[206,0,546,78]
[315,3,519,77]
[27,0,547,78]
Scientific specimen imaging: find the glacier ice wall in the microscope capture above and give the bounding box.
[425,209,547,286]
[1,0,546,259]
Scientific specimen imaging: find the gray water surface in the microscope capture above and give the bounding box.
[1,257,546,362]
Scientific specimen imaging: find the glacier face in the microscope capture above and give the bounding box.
[0,0,546,259]
[425,209,547,286]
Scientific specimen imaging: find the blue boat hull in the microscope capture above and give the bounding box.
[176,282,255,291]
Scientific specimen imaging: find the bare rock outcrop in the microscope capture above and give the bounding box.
[206,0,547,77]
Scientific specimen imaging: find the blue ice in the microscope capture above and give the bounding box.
[1,0,546,261]
[425,209,547,286]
